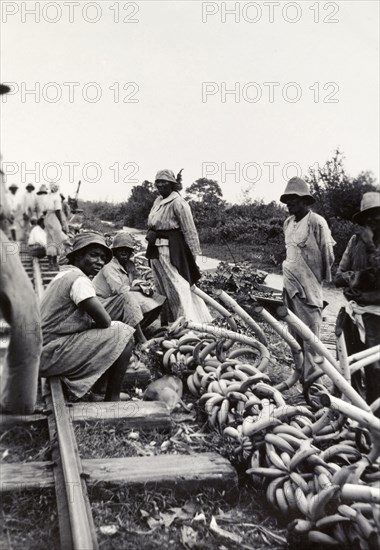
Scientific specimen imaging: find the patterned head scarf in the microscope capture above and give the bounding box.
[155,169,183,191]
[49,182,59,193]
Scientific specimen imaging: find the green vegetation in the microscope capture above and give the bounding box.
[80,150,378,267]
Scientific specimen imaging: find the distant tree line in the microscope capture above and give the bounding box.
[81,150,378,266]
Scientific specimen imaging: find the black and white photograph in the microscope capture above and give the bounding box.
[1,1,379,548]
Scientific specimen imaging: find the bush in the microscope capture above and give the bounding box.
[330,217,356,267]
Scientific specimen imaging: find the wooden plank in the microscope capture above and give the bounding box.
[0,413,46,428]
[1,461,55,490]
[83,452,238,496]
[0,401,171,430]
[1,453,238,496]
[67,400,171,431]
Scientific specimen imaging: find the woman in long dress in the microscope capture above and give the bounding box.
[44,182,68,269]
[40,232,134,401]
[146,169,212,324]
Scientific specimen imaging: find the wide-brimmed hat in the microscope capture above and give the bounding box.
[8,183,18,190]
[112,232,135,250]
[280,177,315,204]
[66,232,112,264]
[0,84,10,96]
[37,184,48,195]
[26,183,35,190]
[352,192,380,225]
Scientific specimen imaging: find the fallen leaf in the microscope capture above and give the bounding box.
[99,524,118,536]
[146,516,162,529]
[193,513,206,524]
[209,516,242,545]
[181,525,198,548]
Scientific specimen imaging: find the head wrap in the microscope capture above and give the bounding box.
[49,182,59,193]
[155,169,183,192]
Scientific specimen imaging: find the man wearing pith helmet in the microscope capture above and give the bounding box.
[280,177,335,381]
[0,83,42,414]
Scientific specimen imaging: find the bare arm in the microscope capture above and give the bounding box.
[55,209,66,232]
[78,296,111,328]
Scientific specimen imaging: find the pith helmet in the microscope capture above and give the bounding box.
[352,192,380,225]
[280,177,315,204]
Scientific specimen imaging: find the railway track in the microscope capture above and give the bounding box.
[0,246,237,550]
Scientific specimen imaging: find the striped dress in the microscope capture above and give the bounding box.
[147,191,212,324]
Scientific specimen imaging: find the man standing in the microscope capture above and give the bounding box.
[7,183,23,241]
[334,192,380,413]
[280,177,335,381]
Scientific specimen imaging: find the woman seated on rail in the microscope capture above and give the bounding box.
[40,232,134,401]
[93,232,166,342]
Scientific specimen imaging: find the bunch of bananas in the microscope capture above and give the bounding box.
[145,316,380,547]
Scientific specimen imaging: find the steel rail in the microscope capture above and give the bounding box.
[33,257,98,549]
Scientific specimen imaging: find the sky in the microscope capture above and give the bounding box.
[0,0,379,205]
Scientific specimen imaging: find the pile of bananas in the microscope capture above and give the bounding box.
[145,316,380,548]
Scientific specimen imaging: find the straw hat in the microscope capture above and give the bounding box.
[280,177,315,204]
[112,232,135,250]
[352,192,380,225]
[66,232,112,263]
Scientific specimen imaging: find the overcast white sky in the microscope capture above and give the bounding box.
[1,0,379,204]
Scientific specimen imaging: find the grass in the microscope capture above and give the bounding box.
[1,490,60,550]
[90,484,288,550]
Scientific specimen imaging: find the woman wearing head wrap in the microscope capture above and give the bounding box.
[36,184,49,220]
[40,232,134,401]
[145,169,212,324]
[93,231,166,341]
[44,182,69,269]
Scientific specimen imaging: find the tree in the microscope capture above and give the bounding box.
[185,178,225,226]
[122,180,157,228]
[305,149,379,264]
[305,149,378,222]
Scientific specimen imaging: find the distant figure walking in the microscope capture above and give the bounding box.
[280,177,335,381]
[44,183,68,269]
[146,169,212,324]
[7,183,23,242]
[22,183,38,241]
